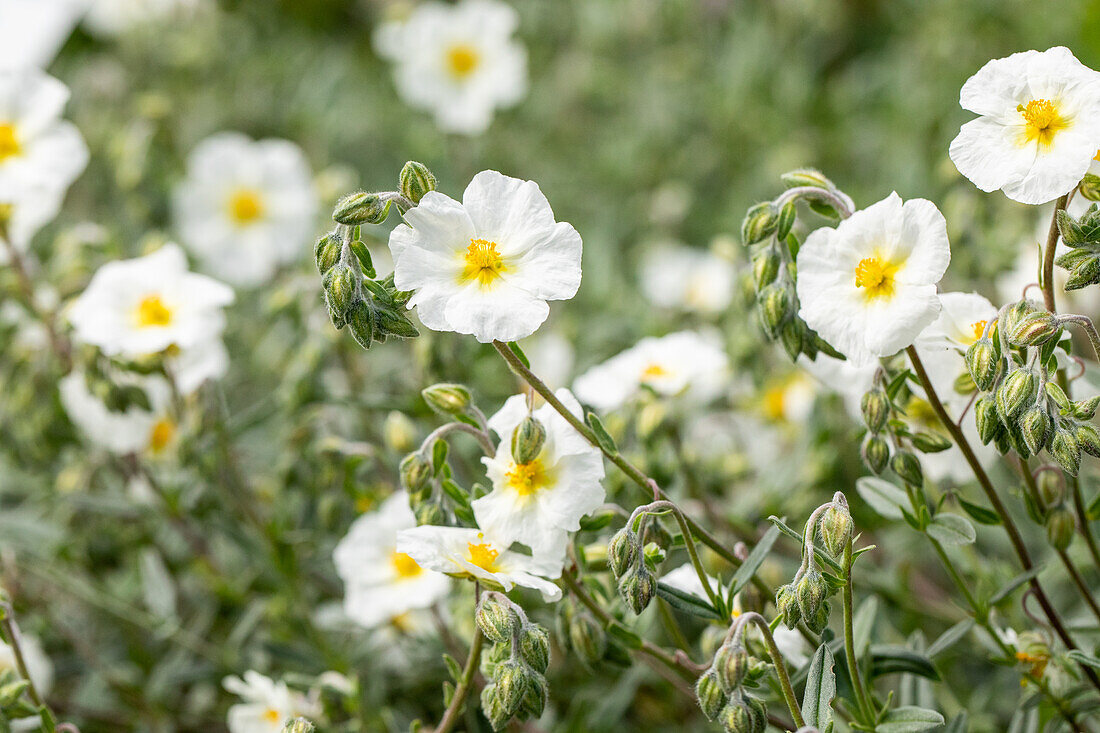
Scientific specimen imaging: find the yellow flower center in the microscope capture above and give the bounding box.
[640,363,669,381]
[228,188,265,224]
[391,612,414,632]
[461,238,505,287]
[1018,99,1067,148]
[390,551,423,579]
[0,124,20,162]
[762,384,786,421]
[506,459,549,496]
[446,44,480,79]
[1094,149,1100,162]
[263,709,281,723]
[969,319,988,344]
[148,419,175,453]
[466,540,499,572]
[854,255,899,300]
[134,295,174,328]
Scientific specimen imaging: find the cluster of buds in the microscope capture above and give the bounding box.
[965,301,1100,476]
[776,494,853,634]
[1055,203,1100,290]
[554,597,609,668]
[606,516,661,615]
[1035,468,1076,551]
[695,639,768,732]
[857,372,950,485]
[280,719,315,733]
[476,593,550,731]
[741,168,851,362]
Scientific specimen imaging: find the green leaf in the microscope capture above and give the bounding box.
[348,238,376,278]
[957,497,1001,525]
[442,653,462,682]
[886,369,913,401]
[926,619,974,658]
[585,411,618,455]
[989,568,1040,605]
[1067,650,1100,670]
[855,477,909,520]
[730,523,781,597]
[431,439,448,475]
[870,646,941,681]
[439,479,470,508]
[801,643,836,730]
[506,341,530,368]
[926,514,976,546]
[877,706,945,732]
[943,712,968,733]
[655,582,723,621]
[853,596,878,659]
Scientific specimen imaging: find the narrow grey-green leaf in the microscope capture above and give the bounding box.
[927,619,974,658]
[926,514,976,546]
[730,523,781,597]
[855,476,908,520]
[877,706,945,732]
[801,643,835,730]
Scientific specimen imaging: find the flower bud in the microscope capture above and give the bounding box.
[510,416,546,464]
[520,678,547,720]
[281,719,315,733]
[323,263,357,316]
[758,283,792,339]
[568,612,607,665]
[775,200,796,240]
[719,702,753,733]
[1006,310,1060,347]
[345,301,376,349]
[399,452,433,494]
[714,644,749,692]
[964,338,1000,392]
[476,594,518,644]
[383,411,416,453]
[314,232,341,275]
[421,383,471,416]
[1019,406,1052,455]
[891,450,923,487]
[414,501,445,526]
[333,191,389,225]
[1002,300,1037,338]
[606,528,639,578]
[751,247,781,289]
[974,395,1002,445]
[618,565,656,615]
[744,695,768,733]
[779,319,803,361]
[519,624,550,674]
[1066,256,1100,291]
[910,431,952,454]
[1051,426,1082,476]
[695,670,724,720]
[481,684,509,731]
[1045,505,1076,551]
[819,503,853,557]
[494,659,530,719]
[780,167,834,190]
[861,433,890,474]
[996,370,1037,424]
[1073,395,1100,421]
[1079,172,1100,202]
[741,202,778,244]
[807,598,831,634]
[1037,470,1065,507]
[1076,423,1100,458]
[796,569,826,621]
[399,161,437,204]
[776,583,800,628]
[860,389,890,434]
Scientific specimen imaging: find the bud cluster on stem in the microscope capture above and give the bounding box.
[476,593,550,731]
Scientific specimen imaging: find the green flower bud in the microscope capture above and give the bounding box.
[383,411,417,453]
[1045,504,1075,551]
[779,318,803,361]
[1037,470,1065,507]
[1051,426,1082,476]
[481,684,509,731]
[1002,300,1037,338]
[281,719,315,733]
[618,565,656,615]
[1020,406,1052,455]
[414,501,445,526]
[819,502,853,557]
[399,452,433,494]
[1077,422,1100,458]
[323,263,357,317]
[891,450,924,487]
[695,670,724,720]
[519,624,550,674]
[520,677,547,720]
[333,191,389,225]
[1006,310,1061,347]
[399,161,437,204]
[494,659,530,719]
[780,167,834,190]
[719,702,753,733]
[744,695,768,733]
[806,598,831,634]
[910,431,952,454]
[511,416,547,465]
[861,433,891,474]
[758,283,792,339]
[475,594,518,644]
[314,232,342,275]
[741,202,778,244]
[860,388,890,434]
[776,583,801,628]
[751,247,781,289]
[569,611,607,665]
[775,200,796,240]
[1072,395,1100,421]
[1066,257,1100,291]
[796,569,827,621]
[714,644,749,692]
[346,301,376,349]
[965,337,1000,392]
[606,528,639,578]
[996,370,1037,424]
[421,383,471,416]
[1079,172,1100,202]
[974,395,1002,445]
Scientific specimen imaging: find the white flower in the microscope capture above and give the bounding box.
[59,370,179,455]
[0,179,64,264]
[374,0,527,135]
[757,371,816,424]
[916,291,997,353]
[168,336,229,395]
[333,492,452,629]
[661,563,721,601]
[949,47,1100,205]
[173,132,318,286]
[797,354,878,421]
[390,170,581,343]
[0,68,88,195]
[522,332,575,391]
[0,0,86,70]
[796,192,951,367]
[772,626,810,668]
[84,0,200,37]
[395,525,563,601]
[472,388,604,563]
[639,243,735,314]
[68,244,234,358]
[223,671,319,733]
[572,330,729,411]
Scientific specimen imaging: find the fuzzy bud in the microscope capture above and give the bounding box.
[399,452,433,494]
[345,301,376,348]
[891,450,924,487]
[796,569,827,621]
[568,612,607,665]
[714,644,749,692]
[481,684,509,731]
[399,161,437,204]
[413,501,445,526]
[758,283,792,338]
[860,389,890,434]
[510,416,547,465]
[974,395,1002,445]
[281,719,315,733]
[806,599,831,634]
[744,695,768,733]
[323,263,357,316]
[719,702,753,733]
[1045,505,1075,551]
[695,670,724,720]
[1076,423,1100,458]
[606,528,639,578]
[819,502,853,557]
[1020,406,1052,455]
[519,624,550,674]
[333,191,388,225]
[421,383,471,416]
[1006,310,1061,347]
[781,167,834,190]
[741,202,778,245]
[1079,173,1100,202]
[1066,257,1100,291]
[1072,395,1100,421]
[861,433,890,474]
[776,583,800,628]
[618,565,657,615]
[494,659,530,720]
[910,431,952,454]
[996,370,1037,424]
[1051,426,1082,476]
[751,247,781,289]
[1037,470,1065,507]
[476,594,518,644]
[521,678,547,720]
[964,338,1000,392]
[314,232,341,275]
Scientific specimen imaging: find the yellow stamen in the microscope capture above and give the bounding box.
[640,363,669,381]
[134,295,174,328]
[1018,99,1067,148]
[390,551,424,579]
[461,238,505,287]
[969,320,988,343]
[1094,149,1100,162]
[854,255,899,300]
[467,539,499,572]
[227,189,265,224]
[762,384,786,421]
[446,45,480,79]
[0,124,20,162]
[506,459,549,496]
[148,419,175,453]
[263,709,281,723]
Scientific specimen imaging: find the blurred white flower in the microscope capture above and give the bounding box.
[374,0,527,135]
[333,492,452,629]
[522,332,575,390]
[572,330,729,411]
[797,354,877,420]
[797,192,951,366]
[916,292,997,353]
[639,243,735,314]
[949,47,1100,205]
[0,632,53,696]
[390,170,581,343]
[661,563,721,601]
[757,371,816,424]
[173,132,318,286]
[772,626,810,668]
[0,179,64,264]
[472,388,604,563]
[59,370,178,456]
[0,0,86,70]
[396,525,562,601]
[84,0,200,37]
[223,671,319,733]
[68,244,234,358]
[168,336,229,395]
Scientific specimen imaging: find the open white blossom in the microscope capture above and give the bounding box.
[390,170,581,343]
[949,47,1100,205]
[796,192,951,366]
[68,244,234,358]
[173,132,317,286]
[223,671,319,733]
[472,389,604,562]
[333,492,452,629]
[374,0,527,135]
[639,243,735,314]
[572,330,729,411]
[59,371,178,456]
[916,291,997,354]
[396,525,562,601]
[0,0,86,70]
[84,0,201,37]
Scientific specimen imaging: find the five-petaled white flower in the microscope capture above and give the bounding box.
[949,47,1100,205]
[396,525,563,601]
[68,244,234,358]
[223,671,319,733]
[572,330,729,411]
[796,192,951,367]
[639,243,736,315]
[173,132,318,286]
[333,492,452,629]
[472,388,604,563]
[59,370,179,456]
[374,0,527,135]
[390,170,581,343]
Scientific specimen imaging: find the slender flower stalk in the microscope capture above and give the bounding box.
[722,612,805,728]
[841,541,874,723]
[433,620,485,733]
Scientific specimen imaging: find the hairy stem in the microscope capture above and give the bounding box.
[631,501,724,616]
[433,622,484,733]
[842,541,874,723]
[726,612,805,728]
[1040,194,1069,314]
[420,421,496,457]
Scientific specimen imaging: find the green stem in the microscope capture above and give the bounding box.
[842,542,874,723]
[0,223,71,370]
[631,501,724,616]
[433,622,484,733]
[1040,194,1069,314]
[0,603,45,709]
[726,612,805,728]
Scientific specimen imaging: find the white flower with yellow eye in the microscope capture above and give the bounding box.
[59,371,179,456]
[0,68,87,195]
[796,192,951,367]
[395,525,563,601]
[472,388,604,563]
[223,671,319,733]
[333,492,452,629]
[0,0,85,70]
[389,170,581,343]
[639,243,735,315]
[572,330,729,411]
[173,132,318,286]
[68,244,234,358]
[916,292,997,354]
[949,47,1100,205]
[374,0,527,135]
[757,371,816,424]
